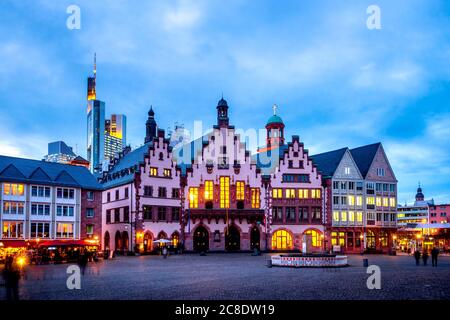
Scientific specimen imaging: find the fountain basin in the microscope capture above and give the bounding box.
[271,254,348,268]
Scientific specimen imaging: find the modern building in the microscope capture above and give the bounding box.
[87,99,106,173]
[397,185,434,228]
[0,155,103,251]
[98,98,398,254]
[44,141,77,164]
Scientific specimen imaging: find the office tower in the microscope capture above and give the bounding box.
[87,99,105,173]
[44,141,77,164]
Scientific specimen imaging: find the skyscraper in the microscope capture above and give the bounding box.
[86,54,106,173]
[104,114,127,161]
[44,141,76,164]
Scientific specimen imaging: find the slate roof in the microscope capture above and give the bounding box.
[350,142,381,178]
[310,147,348,178]
[100,143,151,189]
[0,155,101,190]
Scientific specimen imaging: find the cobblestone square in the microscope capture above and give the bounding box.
[2,254,450,300]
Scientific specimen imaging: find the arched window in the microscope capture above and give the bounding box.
[271,230,293,250]
[171,232,180,247]
[304,229,322,247]
[159,152,164,160]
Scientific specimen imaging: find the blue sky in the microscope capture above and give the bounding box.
[0,0,449,204]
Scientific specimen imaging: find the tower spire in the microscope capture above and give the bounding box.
[93,52,97,79]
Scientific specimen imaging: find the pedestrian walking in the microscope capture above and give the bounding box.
[414,250,421,266]
[422,250,429,266]
[431,247,439,267]
[2,255,20,300]
[78,249,88,275]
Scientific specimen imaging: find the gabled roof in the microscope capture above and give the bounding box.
[310,147,348,178]
[100,142,151,189]
[0,155,101,190]
[350,142,381,178]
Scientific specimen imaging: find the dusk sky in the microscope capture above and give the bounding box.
[0,0,449,204]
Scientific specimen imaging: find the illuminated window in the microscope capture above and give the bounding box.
[271,230,293,250]
[163,169,171,177]
[189,187,198,208]
[356,196,363,206]
[172,233,179,247]
[331,231,345,246]
[333,211,340,222]
[376,197,382,207]
[299,189,308,199]
[236,181,245,200]
[220,177,230,208]
[348,195,355,206]
[56,223,74,238]
[150,167,158,176]
[251,188,260,209]
[3,183,24,196]
[356,211,363,222]
[205,181,214,201]
[383,197,389,207]
[286,189,296,198]
[311,189,321,199]
[341,211,347,222]
[367,197,375,205]
[304,229,322,247]
[2,221,24,238]
[389,197,396,207]
[272,188,282,198]
[349,211,355,222]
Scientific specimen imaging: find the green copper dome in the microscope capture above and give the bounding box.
[266,114,284,125]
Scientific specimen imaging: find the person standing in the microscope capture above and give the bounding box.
[431,247,439,267]
[414,250,421,266]
[2,256,20,300]
[422,250,429,266]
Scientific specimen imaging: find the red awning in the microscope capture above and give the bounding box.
[38,240,99,247]
[0,240,28,248]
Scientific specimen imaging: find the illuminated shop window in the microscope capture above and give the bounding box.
[220,177,230,208]
[204,180,214,201]
[251,188,260,209]
[304,229,322,247]
[272,188,282,198]
[189,187,198,208]
[286,189,296,198]
[271,230,293,250]
[331,231,345,246]
[236,181,245,200]
[150,167,158,176]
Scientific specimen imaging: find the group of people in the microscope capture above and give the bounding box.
[2,255,22,300]
[414,247,440,267]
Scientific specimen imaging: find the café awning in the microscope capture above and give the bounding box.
[38,240,99,247]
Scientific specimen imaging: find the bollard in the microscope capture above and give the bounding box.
[266,259,272,268]
[363,258,369,267]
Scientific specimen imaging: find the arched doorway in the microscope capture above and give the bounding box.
[122,231,129,252]
[193,226,209,252]
[303,229,323,248]
[250,226,260,250]
[115,231,122,253]
[144,232,153,253]
[366,230,376,249]
[104,231,110,250]
[171,232,180,249]
[271,229,293,250]
[225,225,240,251]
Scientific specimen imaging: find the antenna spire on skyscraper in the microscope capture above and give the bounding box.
[94,52,97,79]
